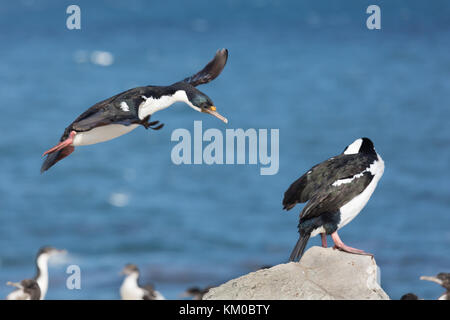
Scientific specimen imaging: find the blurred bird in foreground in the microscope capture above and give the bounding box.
[420,273,450,300]
[6,279,41,300]
[6,246,66,300]
[120,264,165,300]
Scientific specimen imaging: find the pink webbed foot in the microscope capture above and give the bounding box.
[331,232,372,256]
[42,131,76,156]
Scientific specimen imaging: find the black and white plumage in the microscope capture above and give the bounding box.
[283,138,384,261]
[420,273,450,300]
[6,246,66,300]
[41,49,229,173]
[120,264,165,300]
[6,279,41,300]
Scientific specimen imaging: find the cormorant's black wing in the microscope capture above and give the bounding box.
[282,153,376,210]
[66,88,146,134]
[142,285,157,300]
[183,49,228,87]
[299,170,373,220]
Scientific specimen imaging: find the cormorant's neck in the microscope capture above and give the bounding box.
[138,87,194,120]
[122,272,140,289]
[35,254,49,300]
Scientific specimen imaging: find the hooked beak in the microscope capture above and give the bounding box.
[202,106,228,124]
[7,281,22,289]
[420,276,443,285]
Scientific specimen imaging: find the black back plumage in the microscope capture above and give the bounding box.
[283,153,377,217]
[62,86,169,141]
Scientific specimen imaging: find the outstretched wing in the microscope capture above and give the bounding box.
[183,49,228,87]
[69,90,146,133]
[282,153,376,210]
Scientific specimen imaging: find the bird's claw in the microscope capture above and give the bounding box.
[141,116,164,130]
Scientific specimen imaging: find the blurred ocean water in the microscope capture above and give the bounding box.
[0,0,449,299]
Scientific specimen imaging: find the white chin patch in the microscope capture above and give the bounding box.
[343,138,363,155]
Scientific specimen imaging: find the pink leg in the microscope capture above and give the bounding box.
[43,131,76,156]
[321,233,327,248]
[331,232,372,256]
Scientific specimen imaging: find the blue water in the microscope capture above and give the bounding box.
[0,0,449,300]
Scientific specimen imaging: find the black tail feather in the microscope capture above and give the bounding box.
[40,146,74,173]
[183,49,228,87]
[289,233,311,262]
[41,151,60,173]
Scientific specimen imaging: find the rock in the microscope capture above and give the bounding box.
[203,246,389,300]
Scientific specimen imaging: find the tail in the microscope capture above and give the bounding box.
[183,49,228,87]
[40,146,74,173]
[289,233,311,262]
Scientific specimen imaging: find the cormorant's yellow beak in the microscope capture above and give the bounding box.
[203,106,228,124]
[6,281,22,289]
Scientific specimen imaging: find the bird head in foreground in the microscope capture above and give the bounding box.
[420,273,450,290]
[37,246,67,258]
[400,293,419,300]
[120,264,140,276]
[180,286,211,299]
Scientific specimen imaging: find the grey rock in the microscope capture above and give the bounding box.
[203,246,389,300]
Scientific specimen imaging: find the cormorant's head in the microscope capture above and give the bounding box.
[37,246,67,259]
[421,273,450,290]
[121,264,140,276]
[342,137,376,155]
[400,293,419,300]
[37,246,67,258]
[175,83,228,123]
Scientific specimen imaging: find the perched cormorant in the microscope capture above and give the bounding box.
[283,138,384,261]
[6,246,66,300]
[120,264,165,300]
[6,279,41,300]
[420,273,450,300]
[41,49,229,172]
